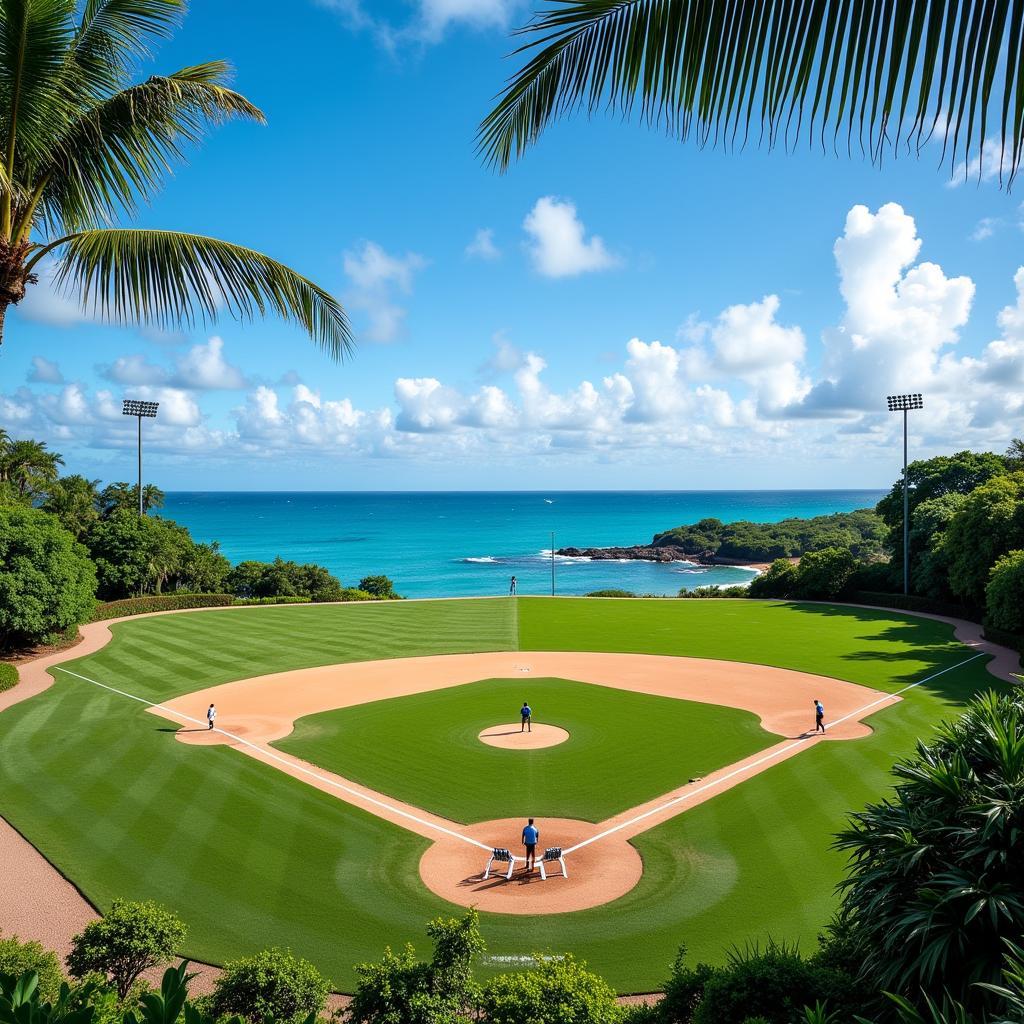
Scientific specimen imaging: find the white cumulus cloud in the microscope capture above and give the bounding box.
[523,197,617,278]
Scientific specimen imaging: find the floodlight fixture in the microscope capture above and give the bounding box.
[122,398,160,516]
[122,399,160,418]
[886,393,924,595]
[886,394,924,412]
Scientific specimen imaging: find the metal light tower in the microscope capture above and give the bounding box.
[122,399,159,516]
[550,531,556,597]
[886,393,924,595]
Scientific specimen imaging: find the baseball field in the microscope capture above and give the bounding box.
[0,596,1005,991]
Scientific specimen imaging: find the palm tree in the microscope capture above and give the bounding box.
[478,1,1024,186]
[834,690,1024,1016]
[0,0,350,355]
[0,437,63,496]
[40,473,100,537]
[99,480,163,515]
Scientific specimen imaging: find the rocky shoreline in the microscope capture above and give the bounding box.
[556,545,771,570]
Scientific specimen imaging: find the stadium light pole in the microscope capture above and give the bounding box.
[886,393,924,596]
[550,531,556,597]
[122,399,159,516]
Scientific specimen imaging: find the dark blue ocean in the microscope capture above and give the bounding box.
[161,490,885,599]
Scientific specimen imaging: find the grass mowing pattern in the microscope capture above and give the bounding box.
[0,597,1005,991]
[277,676,775,823]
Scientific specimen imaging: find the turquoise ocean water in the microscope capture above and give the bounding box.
[162,490,885,599]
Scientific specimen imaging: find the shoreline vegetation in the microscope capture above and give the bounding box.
[558,508,886,569]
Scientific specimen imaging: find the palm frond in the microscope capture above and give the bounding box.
[0,0,76,176]
[44,228,352,358]
[478,0,1024,186]
[33,62,264,232]
[71,0,183,96]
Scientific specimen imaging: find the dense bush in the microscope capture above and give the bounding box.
[209,948,329,1023]
[985,550,1024,635]
[232,596,312,606]
[358,575,401,599]
[585,589,638,598]
[226,558,344,603]
[653,509,886,562]
[480,955,622,1024]
[746,549,856,601]
[747,559,799,598]
[0,935,66,1002]
[0,663,17,692]
[677,585,751,599]
[848,591,975,620]
[92,594,234,621]
[834,690,1024,1015]
[349,910,484,1024]
[67,899,186,1000]
[0,506,97,651]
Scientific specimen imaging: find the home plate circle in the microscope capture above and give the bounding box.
[478,724,569,749]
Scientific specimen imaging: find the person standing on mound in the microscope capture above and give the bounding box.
[509,575,517,596]
[522,818,539,872]
[520,701,532,732]
[813,699,825,734]
[207,703,217,731]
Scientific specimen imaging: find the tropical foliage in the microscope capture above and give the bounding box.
[206,949,328,1024]
[0,503,96,648]
[0,0,350,354]
[67,901,187,1001]
[479,0,1024,189]
[834,690,1024,1016]
[652,510,886,563]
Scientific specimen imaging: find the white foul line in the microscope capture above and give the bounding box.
[52,667,493,853]
[561,651,987,855]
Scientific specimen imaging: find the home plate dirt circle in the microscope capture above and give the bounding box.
[478,723,570,749]
[419,818,643,914]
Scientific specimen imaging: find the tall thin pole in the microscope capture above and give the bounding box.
[550,531,555,597]
[137,414,143,518]
[902,407,909,596]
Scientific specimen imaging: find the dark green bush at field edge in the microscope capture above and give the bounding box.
[91,594,234,621]
[0,662,17,692]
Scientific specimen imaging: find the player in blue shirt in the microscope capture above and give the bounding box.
[522,818,539,871]
[814,699,825,733]
[520,701,532,733]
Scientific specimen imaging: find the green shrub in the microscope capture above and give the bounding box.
[848,591,975,620]
[67,899,186,1000]
[790,547,857,600]
[747,560,798,599]
[0,663,17,692]
[91,593,234,621]
[480,955,622,1024]
[586,589,638,598]
[232,595,312,606]
[209,948,329,1023]
[0,505,97,650]
[337,588,376,602]
[985,550,1024,634]
[677,585,750,598]
[358,575,401,599]
[0,934,66,1001]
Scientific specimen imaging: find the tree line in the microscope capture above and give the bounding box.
[0,433,400,653]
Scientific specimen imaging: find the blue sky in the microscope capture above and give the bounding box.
[1,0,1022,490]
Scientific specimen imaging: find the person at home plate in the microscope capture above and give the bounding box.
[522,818,539,872]
[520,700,532,732]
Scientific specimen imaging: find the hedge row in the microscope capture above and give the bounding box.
[0,662,17,692]
[91,594,235,621]
[849,591,979,622]
[983,625,1024,662]
[232,596,312,606]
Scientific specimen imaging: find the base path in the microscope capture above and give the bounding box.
[150,650,894,912]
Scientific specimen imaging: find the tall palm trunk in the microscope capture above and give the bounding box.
[0,240,35,347]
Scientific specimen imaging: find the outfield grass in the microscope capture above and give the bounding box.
[277,676,776,822]
[0,598,1003,991]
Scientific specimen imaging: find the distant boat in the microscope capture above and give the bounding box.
[543,499,554,504]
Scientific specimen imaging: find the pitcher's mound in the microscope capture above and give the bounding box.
[478,724,569,749]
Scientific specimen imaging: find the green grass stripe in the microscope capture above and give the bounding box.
[0,599,1005,991]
